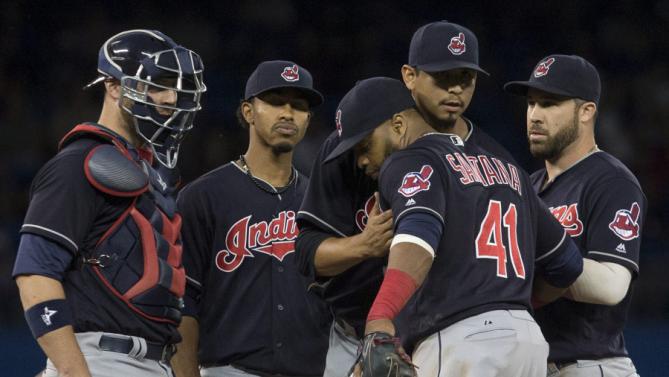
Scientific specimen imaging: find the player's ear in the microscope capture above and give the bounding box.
[579,101,597,124]
[241,101,255,126]
[104,79,121,101]
[401,65,418,90]
[391,113,407,136]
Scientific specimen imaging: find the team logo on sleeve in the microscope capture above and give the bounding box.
[448,32,466,55]
[608,202,641,241]
[281,64,300,82]
[215,211,298,272]
[398,165,433,198]
[549,203,584,237]
[534,57,556,78]
[355,194,376,231]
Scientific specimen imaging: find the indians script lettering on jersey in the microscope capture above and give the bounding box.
[216,210,298,272]
[355,194,376,231]
[445,152,522,195]
[549,203,584,237]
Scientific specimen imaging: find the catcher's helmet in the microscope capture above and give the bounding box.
[87,29,206,168]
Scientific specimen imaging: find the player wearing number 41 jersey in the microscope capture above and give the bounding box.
[328,77,584,377]
[505,55,646,377]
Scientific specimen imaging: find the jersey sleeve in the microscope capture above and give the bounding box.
[177,183,214,319]
[12,234,76,281]
[378,153,446,231]
[20,150,101,254]
[534,195,569,261]
[583,177,645,275]
[533,192,583,287]
[297,132,358,237]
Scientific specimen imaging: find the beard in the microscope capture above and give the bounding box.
[529,112,579,161]
[271,142,294,155]
[415,94,457,132]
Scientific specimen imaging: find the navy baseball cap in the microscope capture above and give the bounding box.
[244,60,324,106]
[323,77,415,163]
[409,20,488,75]
[504,54,601,105]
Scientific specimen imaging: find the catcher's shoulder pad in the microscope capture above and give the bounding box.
[84,144,149,197]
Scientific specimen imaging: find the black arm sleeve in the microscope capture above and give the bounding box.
[295,221,336,282]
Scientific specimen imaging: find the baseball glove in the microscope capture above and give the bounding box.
[354,332,417,377]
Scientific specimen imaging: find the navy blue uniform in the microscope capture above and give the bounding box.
[12,123,182,344]
[178,162,330,376]
[295,121,518,336]
[531,151,646,362]
[377,133,582,350]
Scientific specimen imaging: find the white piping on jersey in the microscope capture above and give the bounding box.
[296,211,347,237]
[186,275,202,287]
[587,251,639,271]
[396,207,445,225]
[535,230,567,262]
[231,160,299,201]
[544,147,602,186]
[392,233,435,259]
[416,118,474,142]
[463,117,474,142]
[21,224,79,251]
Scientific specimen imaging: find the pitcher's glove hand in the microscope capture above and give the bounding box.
[354,332,417,377]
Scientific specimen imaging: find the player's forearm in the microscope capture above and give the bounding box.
[314,234,377,276]
[365,242,432,335]
[531,275,567,307]
[16,275,91,377]
[172,316,201,377]
[566,258,631,305]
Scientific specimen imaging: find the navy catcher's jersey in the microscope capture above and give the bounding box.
[178,163,329,376]
[296,124,517,335]
[378,133,572,350]
[17,128,181,344]
[531,151,646,362]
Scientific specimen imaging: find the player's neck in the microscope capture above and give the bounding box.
[545,137,598,182]
[240,145,294,188]
[97,102,142,148]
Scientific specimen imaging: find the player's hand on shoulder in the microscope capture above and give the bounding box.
[360,193,394,258]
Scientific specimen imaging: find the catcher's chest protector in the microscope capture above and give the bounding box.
[60,124,185,324]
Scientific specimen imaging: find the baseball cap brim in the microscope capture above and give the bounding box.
[323,128,376,164]
[247,85,324,107]
[416,61,489,76]
[503,81,576,98]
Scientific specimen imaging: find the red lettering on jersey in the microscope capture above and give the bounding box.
[549,204,584,237]
[466,155,488,186]
[491,158,511,185]
[478,155,504,185]
[215,211,299,272]
[446,154,473,184]
[355,194,377,231]
[508,164,522,196]
[446,153,521,195]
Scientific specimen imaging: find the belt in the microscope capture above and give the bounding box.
[98,334,176,362]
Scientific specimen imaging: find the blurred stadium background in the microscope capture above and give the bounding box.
[1,0,667,375]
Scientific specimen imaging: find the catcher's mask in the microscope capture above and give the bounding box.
[86,29,206,168]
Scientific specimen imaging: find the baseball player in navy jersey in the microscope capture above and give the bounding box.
[296,20,517,377]
[325,76,585,377]
[12,30,205,377]
[504,55,646,377]
[172,61,330,377]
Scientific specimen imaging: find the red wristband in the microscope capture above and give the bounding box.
[367,268,417,322]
